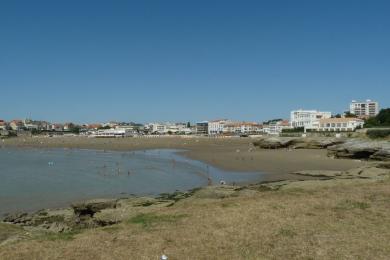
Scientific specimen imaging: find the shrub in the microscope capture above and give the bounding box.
[366,129,390,139]
[282,127,304,133]
[364,108,390,128]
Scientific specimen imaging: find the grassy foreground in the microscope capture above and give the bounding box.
[1,177,390,259]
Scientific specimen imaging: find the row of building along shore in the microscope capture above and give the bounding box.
[0,100,380,137]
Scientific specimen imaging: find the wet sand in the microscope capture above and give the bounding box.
[2,136,364,181]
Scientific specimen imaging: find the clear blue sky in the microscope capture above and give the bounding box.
[1,0,389,123]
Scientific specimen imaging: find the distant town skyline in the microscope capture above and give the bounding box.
[0,98,385,125]
[1,1,389,123]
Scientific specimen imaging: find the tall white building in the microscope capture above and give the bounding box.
[350,100,379,118]
[290,110,332,129]
[208,119,231,135]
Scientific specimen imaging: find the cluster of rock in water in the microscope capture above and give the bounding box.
[1,190,200,235]
[253,137,390,161]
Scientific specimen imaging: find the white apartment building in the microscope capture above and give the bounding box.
[115,125,138,135]
[148,123,167,134]
[147,122,188,134]
[290,110,332,129]
[267,120,291,135]
[223,122,263,135]
[93,128,132,137]
[350,100,379,118]
[310,118,364,132]
[208,119,231,135]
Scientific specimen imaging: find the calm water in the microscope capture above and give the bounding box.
[0,148,264,215]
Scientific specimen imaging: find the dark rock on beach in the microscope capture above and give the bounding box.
[327,140,390,161]
[253,137,295,149]
[71,199,118,218]
[253,137,345,150]
[253,137,390,161]
[2,212,31,224]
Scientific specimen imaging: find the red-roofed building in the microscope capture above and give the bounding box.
[310,118,364,132]
[264,120,292,135]
[50,124,64,131]
[223,122,263,135]
[10,120,24,130]
[0,120,7,130]
[87,124,102,130]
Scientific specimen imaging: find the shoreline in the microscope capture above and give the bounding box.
[0,146,268,216]
[0,136,366,215]
[1,136,365,174]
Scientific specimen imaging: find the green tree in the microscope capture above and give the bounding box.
[70,126,80,134]
[344,111,357,118]
[364,108,390,128]
[334,114,342,118]
[376,108,390,126]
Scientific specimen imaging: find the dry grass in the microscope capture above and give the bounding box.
[1,179,390,260]
[0,223,24,244]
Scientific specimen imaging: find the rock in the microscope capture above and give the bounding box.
[47,222,71,233]
[2,209,74,233]
[327,140,390,161]
[253,137,345,150]
[292,165,390,182]
[290,138,345,149]
[253,137,295,149]
[71,199,118,218]
[375,162,390,169]
[342,166,390,180]
[292,170,343,178]
[2,212,31,225]
[370,149,390,161]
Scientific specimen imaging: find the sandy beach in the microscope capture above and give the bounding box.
[2,136,364,181]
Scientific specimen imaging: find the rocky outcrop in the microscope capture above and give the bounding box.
[370,149,390,161]
[1,195,194,233]
[293,166,390,180]
[71,199,118,218]
[1,199,119,232]
[327,140,390,161]
[253,137,345,150]
[253,137,390,161]
[2,208,74,232]
[292,170,343,178]
[290,138,345,149]
[2,212,30,224]
[253,137,295,149]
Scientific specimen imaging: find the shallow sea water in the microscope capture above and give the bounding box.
[0,148,264,215]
